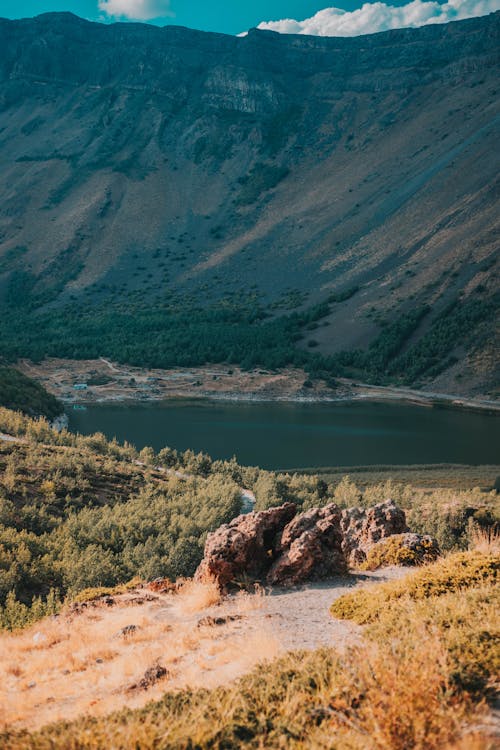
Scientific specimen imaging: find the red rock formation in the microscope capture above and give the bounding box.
[341,500,409,566]
[267,504,346,586]
[195,502,297,588]
[195,499,427,589]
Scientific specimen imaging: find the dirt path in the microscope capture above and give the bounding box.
[246,570,406,651]
[187,567,408,654]
[99,357,120,373]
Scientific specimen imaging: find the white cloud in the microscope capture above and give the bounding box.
[254,0,500,37]
[98,0,173,21]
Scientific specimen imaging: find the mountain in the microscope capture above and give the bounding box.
[0,12,498,393]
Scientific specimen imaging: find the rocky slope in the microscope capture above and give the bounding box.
[0,12,498,391]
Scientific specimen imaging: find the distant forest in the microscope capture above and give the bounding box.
[0,290,497,388]
[0,367,62,419]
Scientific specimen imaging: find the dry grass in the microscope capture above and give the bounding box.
[307,636,475,750]
[448,735,500,749]
[0,562,497,748]
[0,583,281,732]
[173,579,222,614]
[233,583,267,612]
[0,635,490,750]
[470,527,500,555]
[366,585,499,695]
[331,551,499,624]
[159,634,470,750]
[0,600,172,728]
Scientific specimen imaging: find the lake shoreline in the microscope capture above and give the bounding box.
[66,391,500,417]
[16,358,499,416]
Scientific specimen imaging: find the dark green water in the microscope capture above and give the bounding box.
[67,400,500,470]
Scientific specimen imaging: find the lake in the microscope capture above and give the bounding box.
[67,399,500,470]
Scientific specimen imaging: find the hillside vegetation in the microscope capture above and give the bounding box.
[0,408,498,746]
[0,407,498,629]
[0,367,63,419]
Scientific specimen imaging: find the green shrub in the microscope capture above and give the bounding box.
[0,589,61,631]
[367,585,500,696]
[361,534,440,570]
[0,367,63,419]
[69,578,141,604]
[331,551,499,624]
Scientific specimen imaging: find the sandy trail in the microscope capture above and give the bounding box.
[243,569,407,651]
[0,433,24,443]
[1,569,407,731]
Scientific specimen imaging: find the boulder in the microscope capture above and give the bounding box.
[195,502,297,588]
[267,504,346,586]
[128,664,168,691]
[341,500,409,566]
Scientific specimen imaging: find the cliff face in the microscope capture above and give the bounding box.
[0,12,498,390]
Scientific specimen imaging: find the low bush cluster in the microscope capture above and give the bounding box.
[361,533,440,570]
[0,367,62,419]
[332,550,499,698]
[330,550,499,623]
[367,585,500,696]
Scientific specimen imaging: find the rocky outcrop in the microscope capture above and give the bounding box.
[194,502,297,589]
[195,499,429,589]
[267,504,346,586]
[341,500,409,566]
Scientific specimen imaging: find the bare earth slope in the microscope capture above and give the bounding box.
[0,12,498,390]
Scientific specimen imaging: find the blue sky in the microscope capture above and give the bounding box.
[0,2,371,32]
[1,0,497,36]
[0,1,422,34]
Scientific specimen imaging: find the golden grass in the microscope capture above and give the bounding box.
[0,552,500,750]
[330,551,499,624]
[469,527,500,555]
[327,636,472,750]
[0,554,497,747]
[448,735,500,750]
[0,634,490,750]
[367,585,500,696]
[233,583,267,612]
[0,583,282,732]
[173,579,222,614]
[331,551,499,699]
[0,600,174,728]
